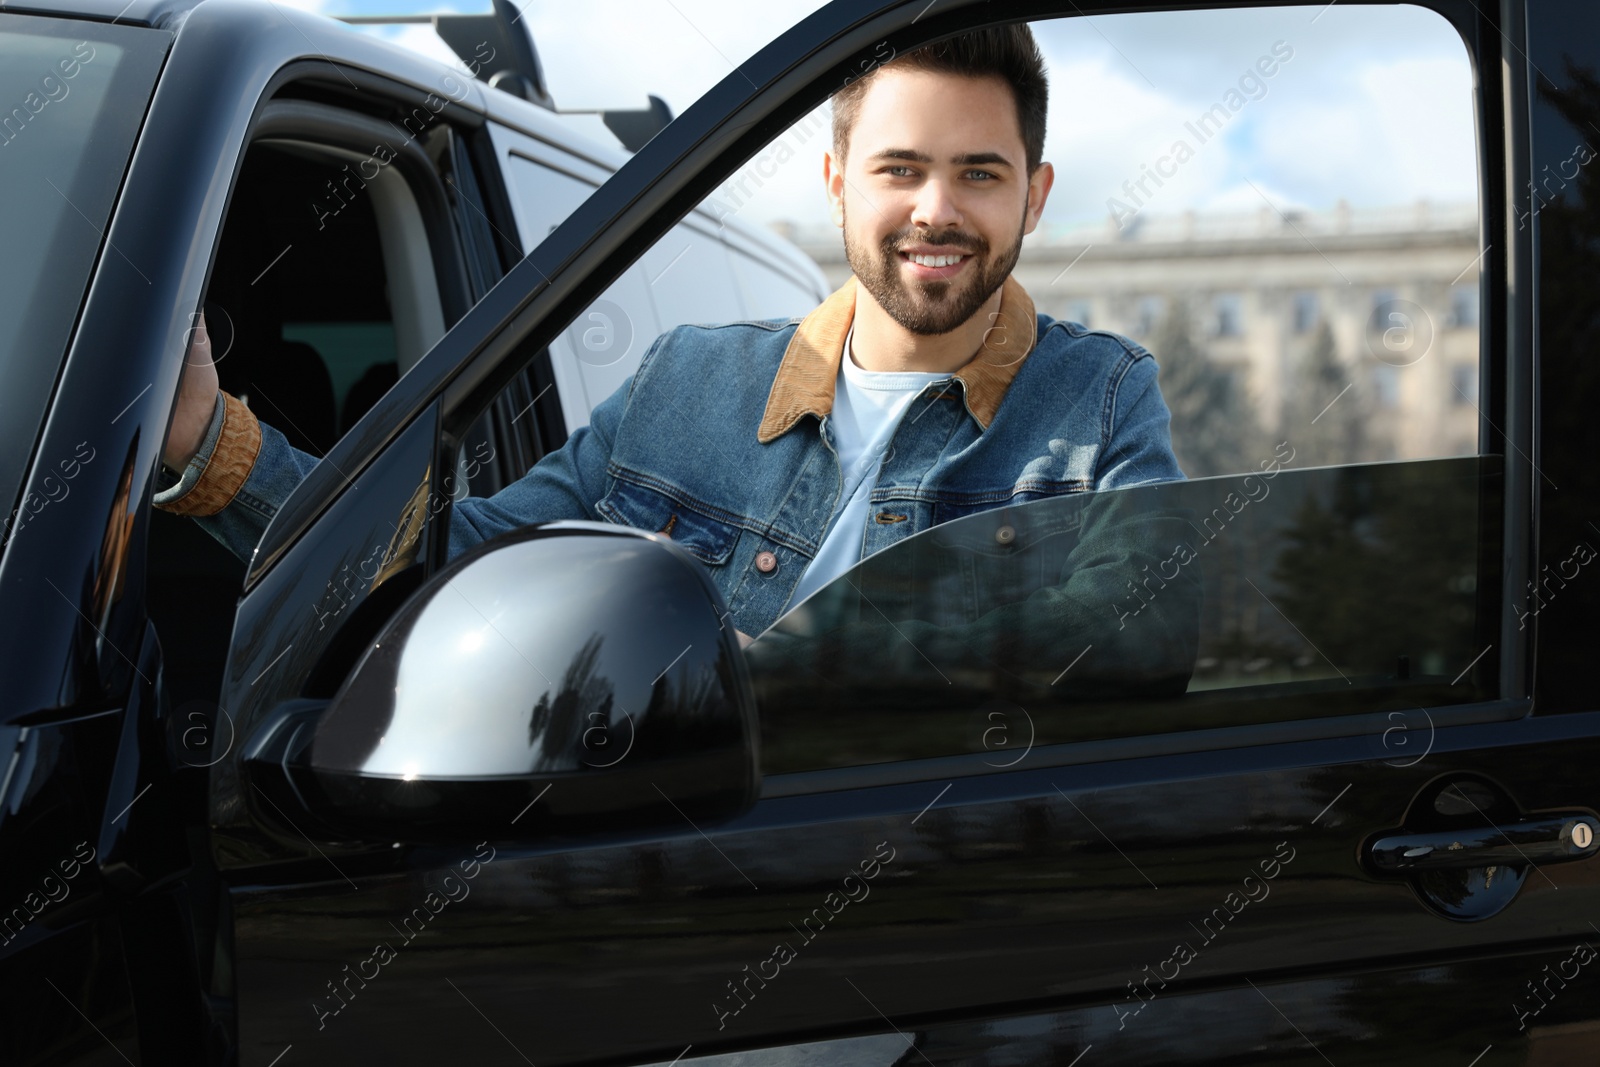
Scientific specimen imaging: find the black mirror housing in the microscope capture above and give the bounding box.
[244,521,759,843]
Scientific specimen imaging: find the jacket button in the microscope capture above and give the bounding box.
[994,525,1016,545]
[755,551,778,574]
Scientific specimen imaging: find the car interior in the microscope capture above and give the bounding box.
[147,130,460,717]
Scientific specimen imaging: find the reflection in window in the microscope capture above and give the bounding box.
[1372,365,1401,408]
[747,458,1502,775]
[1213,293,1243,337]
[1451,364,1478,405]
[1064,299,1093,328]
[1135,295,1166,337]
[1449,286,1480,328]
[1292,291,1320,335]
[1153,300,1267,479]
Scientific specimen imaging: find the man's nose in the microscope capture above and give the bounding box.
[909,178,963,232]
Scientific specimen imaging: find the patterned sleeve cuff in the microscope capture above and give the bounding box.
[153,390,225,502]
[152,391,263,516]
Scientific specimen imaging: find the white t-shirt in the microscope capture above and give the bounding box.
[784,325,948,611]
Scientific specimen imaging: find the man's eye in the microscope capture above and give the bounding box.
[967,170,998,181]
[884,165,917,177]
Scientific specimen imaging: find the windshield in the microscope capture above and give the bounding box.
[744,456,1502,776]
[0,14,167,553]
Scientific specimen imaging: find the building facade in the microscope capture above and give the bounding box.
[783,201,1482,466]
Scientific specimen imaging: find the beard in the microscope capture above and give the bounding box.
[843,208,1027,337]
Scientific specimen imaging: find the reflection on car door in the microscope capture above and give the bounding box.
[221,460,1599,1067]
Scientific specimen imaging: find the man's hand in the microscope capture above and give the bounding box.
[163,312,220,471]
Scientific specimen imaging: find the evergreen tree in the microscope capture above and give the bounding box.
[1279,320,1383,466]
[1151,299,1266,478]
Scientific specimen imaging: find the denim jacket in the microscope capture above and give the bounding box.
[154,274,1186,636]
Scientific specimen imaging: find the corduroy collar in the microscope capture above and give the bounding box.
[756,273,1039,444]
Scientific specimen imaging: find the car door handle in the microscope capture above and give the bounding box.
[1369,813,1600,872]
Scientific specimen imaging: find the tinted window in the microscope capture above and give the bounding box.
[0,15,166,554]
[1528,0,1600,712]
[710,4,1496,774]
[206,141,435,456]
[746,457,1500,774]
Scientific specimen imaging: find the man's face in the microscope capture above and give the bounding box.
[827,68,1052,336]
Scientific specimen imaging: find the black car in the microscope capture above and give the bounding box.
[3,0,1600,1064]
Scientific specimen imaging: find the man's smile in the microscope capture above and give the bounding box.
[897,245,974,281]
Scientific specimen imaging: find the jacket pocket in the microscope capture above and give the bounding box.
[595,478,740,566]
[930,485,1087,553]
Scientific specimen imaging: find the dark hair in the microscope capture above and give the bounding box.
[831,24,1049,174]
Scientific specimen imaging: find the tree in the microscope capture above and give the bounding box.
[1151,299,1267,478]
[1279,320,1384,466]
[1271,461,1485,680]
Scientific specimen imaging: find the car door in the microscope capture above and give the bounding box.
[209,2,1600,1066]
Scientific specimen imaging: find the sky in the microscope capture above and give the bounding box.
[278,0,1480,233]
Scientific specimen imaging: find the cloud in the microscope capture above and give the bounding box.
[315,0,1479,232]
[1031,6,1478,228]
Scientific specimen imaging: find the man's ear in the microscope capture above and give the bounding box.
[1023,161,1055,236]
[823,148,846,229]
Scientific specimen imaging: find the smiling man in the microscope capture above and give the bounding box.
[155,25,1186,644]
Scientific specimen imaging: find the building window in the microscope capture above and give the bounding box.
[1451,364,1478,405]
[1372,364,1401,409]
[1371,287,1398,313]
[1449,286,1479,328]
[1292,291,1319,334]
[1213,293,1243,337]
[1135,295,1166,337]
[1064,300,1093,328]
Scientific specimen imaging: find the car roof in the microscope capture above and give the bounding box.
[1,0,201,27]
[5,0,826,288]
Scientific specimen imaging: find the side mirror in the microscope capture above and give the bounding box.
[242,521,759,843]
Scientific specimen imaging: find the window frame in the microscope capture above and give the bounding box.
[511,1,1523,795]
[242,98,474,340]
[710,1,1523,795]
[193,80,482,474]
[234,1,1525,781]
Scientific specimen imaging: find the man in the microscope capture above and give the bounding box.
[156,25,1189,656]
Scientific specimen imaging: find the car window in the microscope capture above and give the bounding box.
[147,96,477,718]
[1046,5,1483,477]
[717,4,1493,773]
[0,15,166,561]
[739,5,1483,480]
[443,3,1493,777]
[204,123,462,456]
[504,152,598,243]
[728,242,828,320]
[1529,0,1600,713]
[745,455,1500,774]
[481,122,824,475]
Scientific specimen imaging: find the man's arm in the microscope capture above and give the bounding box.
[155,313,645,570]
[1096,349,1186,488]
[445,374,627,557]
[153,388,318,562]
[153,312,318,562]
